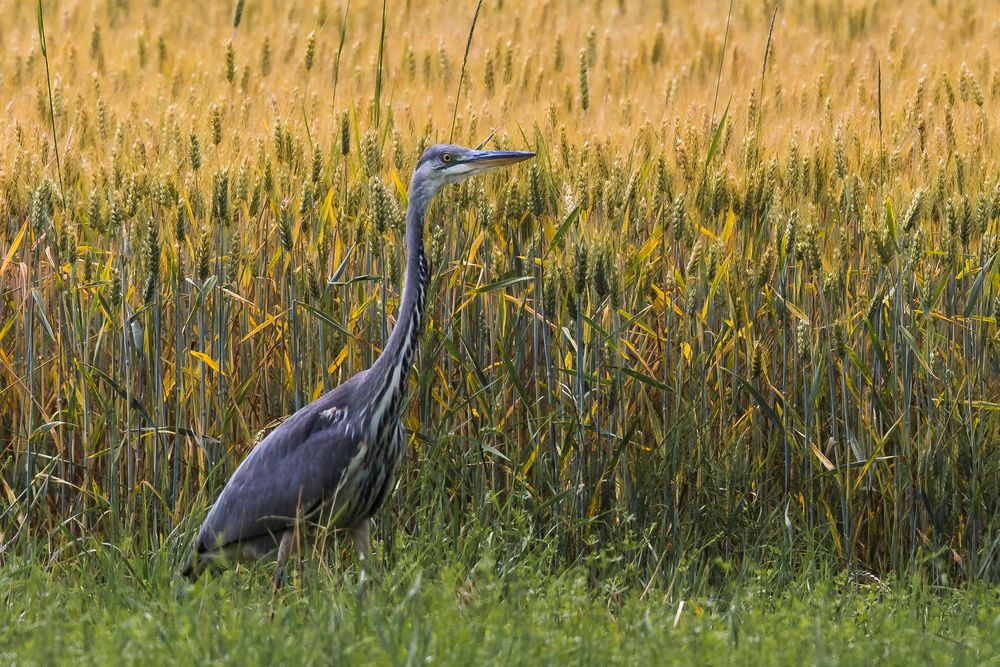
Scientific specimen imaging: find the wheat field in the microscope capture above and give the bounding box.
[2,0,999,627]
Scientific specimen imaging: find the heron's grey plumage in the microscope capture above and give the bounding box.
[183,144,534,583]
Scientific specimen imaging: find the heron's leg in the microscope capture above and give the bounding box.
[272,529,295,592]
[350,518,371,566]
[350,518,371,596]
[181,547,200,581]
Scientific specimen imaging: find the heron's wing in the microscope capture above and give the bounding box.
[195,397,365,553]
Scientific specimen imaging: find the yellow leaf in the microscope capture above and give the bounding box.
[390,170,406,198]
[588,484,600,518]
[321,187,334,225]
[520,442,539,478]
[0,315,14,343]
[239,314,278,344]
[768,286,811,324]
[327,345,349,375]
[334,232,344,268]
[182,194,197,230]
[682,342,692,361]
[636,228,663,262]
[1,221,26,277]
[721,209,735,241]
[543,217,555,242]
[811,441,835,471]
[818,495,844,559]
[222,287,256,309]
[190,350,225,375]
[467,229,486,263]
[1,476,17,507]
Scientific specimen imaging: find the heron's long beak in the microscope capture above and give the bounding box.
[463,149,535,170]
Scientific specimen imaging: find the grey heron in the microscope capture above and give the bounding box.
[182,144,535,588]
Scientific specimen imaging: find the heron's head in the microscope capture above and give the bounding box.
[411,144,535,198]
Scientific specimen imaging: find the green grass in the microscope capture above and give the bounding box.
[2,540,996,666]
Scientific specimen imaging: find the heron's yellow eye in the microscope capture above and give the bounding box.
[442,153,452,163]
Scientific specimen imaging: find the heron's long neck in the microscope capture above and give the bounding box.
[371,190,430,387]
